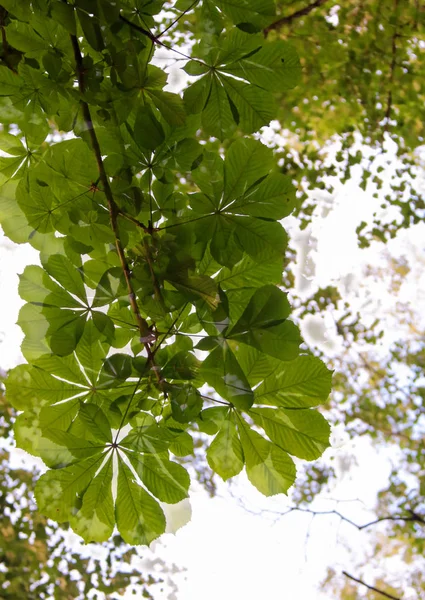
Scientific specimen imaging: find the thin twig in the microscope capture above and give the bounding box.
[116,208,151,232]
[264,0,330,37]
[200,394,232,407]
[157,0,200,38]
[119,14,161,45]
[286,506,425,530]
[242,504,425,530]
[70,33,159,371]
[119,11,207,66]
[342,571,401,600]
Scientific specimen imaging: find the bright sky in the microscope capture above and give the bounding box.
[2,136,423,599]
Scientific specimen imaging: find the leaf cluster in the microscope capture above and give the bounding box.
[0,0,331,545]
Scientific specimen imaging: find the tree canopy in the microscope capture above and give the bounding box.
[0,0,333,547]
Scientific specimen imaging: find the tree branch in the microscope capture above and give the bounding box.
[264,0,330,37]
[70,33,159,371]
[342,571,401,600]
[283,506,425,530]
[243,503,425,530]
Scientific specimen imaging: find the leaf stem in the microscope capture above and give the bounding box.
[119,11,208,67]
[157,0,200,38]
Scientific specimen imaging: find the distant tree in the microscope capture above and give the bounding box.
[263,0,425,243]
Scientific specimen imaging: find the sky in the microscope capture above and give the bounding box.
[1,138,424,599]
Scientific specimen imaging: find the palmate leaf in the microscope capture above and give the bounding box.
[34,420,189,544]
[184,30,301,138]
[189,138,294,267]
[6,323,135,447]
[18,256,120,358]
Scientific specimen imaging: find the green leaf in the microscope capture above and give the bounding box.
[200,73,237,141]
[250,407,331,460]
[5,363,82,410]
[224,41,301,92]
[168,272,219,309]
[237,416,296,496]
[227,172,298,219]
[147,90,186,126]
[220,74,275,134]
[223,138,274,204]
[19,265,84,309]
[169,384,203,423]
[43,254,87,303]
[37,428,103,468]
[213,0,276,27]
[127,453,190,503]
[230,285,291,332]
[254,356,333,408]
[76,403,112,444]
[200,342,254,409]
[0,130,26,155]
[70,457,115,543]
[115,458,166,545]
[207,417,244,480]
[227,286,301,361]
[35,454,104,522]
[133,105,165,151]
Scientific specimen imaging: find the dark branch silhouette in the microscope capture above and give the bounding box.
[264,0,330,37]
[343,571,401,600]
[235,499,425,531]
[276,506,425,530]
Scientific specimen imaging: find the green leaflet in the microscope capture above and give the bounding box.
[227,285,302,361]
[70,457,115,543]
[207,416,244,480]
[116,459,166,546]
[35,454,104,523]
[254,355,333,408]
[127,453,190,503]
[213,0,276,28]
[237,415,296,496]
[0,0,332,546]
[249,407,331,461]
[200,342,254,410]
